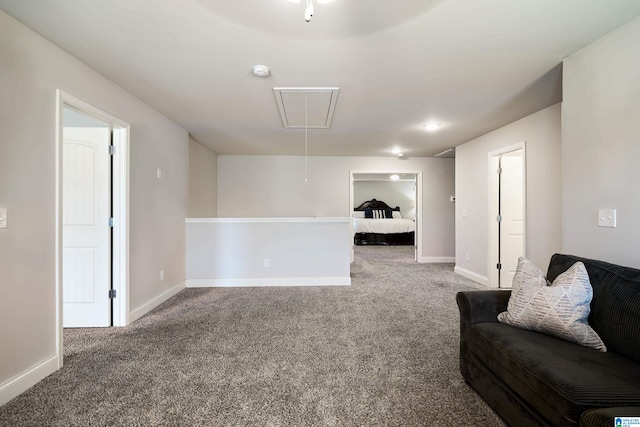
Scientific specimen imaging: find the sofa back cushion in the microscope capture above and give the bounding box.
[547,254,640,363]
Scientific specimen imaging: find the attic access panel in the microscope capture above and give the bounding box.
[273,87,339,129]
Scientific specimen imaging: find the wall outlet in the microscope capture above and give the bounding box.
[157,168,162,179]
[465,253,470,261]
[263,259,270,268]
[0,208,6,229]
[160,270,165,280]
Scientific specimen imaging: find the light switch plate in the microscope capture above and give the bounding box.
[598,208,616,228]
[0,208,7,229]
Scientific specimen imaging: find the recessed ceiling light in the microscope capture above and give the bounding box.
[390,174,400,181]
[424,121,441,132]
[392,147,403,155]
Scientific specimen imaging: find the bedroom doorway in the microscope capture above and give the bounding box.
[488,143,526,288]
[349,171,422,263]
[56,91,130,367]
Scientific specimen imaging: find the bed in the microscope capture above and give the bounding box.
[353,199,415,245]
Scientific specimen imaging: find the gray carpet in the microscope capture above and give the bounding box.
[0,246,506,426]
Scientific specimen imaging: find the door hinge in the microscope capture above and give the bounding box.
[497,166,502,174]
[109,145,116,155]
[108,289,116,299]
[496,215,502,222]
[108,217,116,227]
[497,263,502,270]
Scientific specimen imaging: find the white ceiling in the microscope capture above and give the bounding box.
[2,0,640,157]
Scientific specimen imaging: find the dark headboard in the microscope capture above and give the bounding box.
[354,199,400,211]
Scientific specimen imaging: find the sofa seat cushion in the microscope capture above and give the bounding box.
[470,322,640,426]
[580,407,640,427]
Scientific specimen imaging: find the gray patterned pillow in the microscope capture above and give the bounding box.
[509,256,549,294]
[498,258,606,352]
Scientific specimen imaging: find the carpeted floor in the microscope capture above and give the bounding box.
[0,246,505,426]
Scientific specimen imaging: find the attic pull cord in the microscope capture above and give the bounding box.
[305,92,308,182]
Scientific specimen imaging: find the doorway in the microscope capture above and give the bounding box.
[488,143,526,288]
[349,171,422,263]
[55,91,130,366]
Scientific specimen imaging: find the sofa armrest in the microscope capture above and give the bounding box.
[456,290,511,326]
[457,290,511,380]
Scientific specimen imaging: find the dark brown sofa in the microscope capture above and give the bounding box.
[456,254,640,426]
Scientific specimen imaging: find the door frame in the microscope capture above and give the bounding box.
[487,142,526,288]
[55,90,130,368]
[349,170,422,262]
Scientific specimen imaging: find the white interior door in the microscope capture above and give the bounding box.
[63,127,111,327]
[499,150,524,287]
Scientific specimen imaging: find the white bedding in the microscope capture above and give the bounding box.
[353,218,415,234]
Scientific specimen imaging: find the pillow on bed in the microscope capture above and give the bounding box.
[375,209,392,218]
[353,211,365,218]
[392,211,402,219]
[364,208,393,218]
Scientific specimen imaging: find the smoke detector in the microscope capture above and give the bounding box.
[252,65,270,77]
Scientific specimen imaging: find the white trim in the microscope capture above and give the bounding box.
[55,93,63,369]
[350,172,355,263]
[0,355,58,406]
[420,256,455,263]
[111,126,130,327]
[55,91,131,371]
[454,266,490,287]
[129,281,187,323]
[186,217,350,224]
[187,277,351,288]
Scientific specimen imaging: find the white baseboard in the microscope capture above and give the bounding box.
[419,256,455,263]
[454,266,489,286]
[0,354,59,406]
[186,277,351,288]
[130,280,186,323]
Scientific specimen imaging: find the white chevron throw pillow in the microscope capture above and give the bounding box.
[498,257,606,352]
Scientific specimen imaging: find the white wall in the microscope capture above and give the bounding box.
[217,155,455,260]
[455,104,562,285]
[0,11,188,402]
[186,218,351,287]
[354,180,416,219]
[189,138,217,217]
[562,17,640,269]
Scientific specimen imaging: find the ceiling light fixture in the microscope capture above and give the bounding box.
[304,0,314,22]
[252,65,270,77]
[289,0,334,3]
[424,121,441,132]
[390,174,400,181]
[291,0,335,22]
